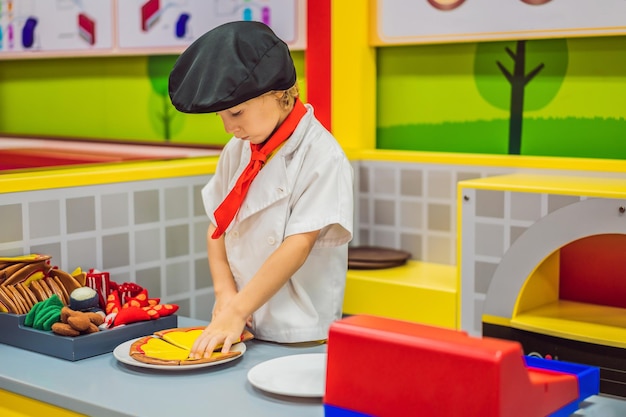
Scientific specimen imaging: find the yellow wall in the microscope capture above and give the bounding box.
[331,1,376,150]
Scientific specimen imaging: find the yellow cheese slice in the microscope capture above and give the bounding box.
[161,329,203,351]
[138,337,234,362]
[140,337,190,361]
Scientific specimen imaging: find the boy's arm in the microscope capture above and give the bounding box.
[191,228,320,358]
[206,223,238,318]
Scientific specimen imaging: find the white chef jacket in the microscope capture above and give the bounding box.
[201,104,354,343]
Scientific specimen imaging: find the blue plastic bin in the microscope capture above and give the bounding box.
[524,356,600,417]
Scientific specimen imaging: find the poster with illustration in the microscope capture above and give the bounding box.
[116,0,305,50]
[376,35,626,159]
[0,0,113,54]
[373,0,626,44]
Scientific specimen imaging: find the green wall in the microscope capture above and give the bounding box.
[2,35,625,160]
[377,36,626,159]
[0,52,306,146]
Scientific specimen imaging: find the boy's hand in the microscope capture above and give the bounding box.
[191,305,247,358]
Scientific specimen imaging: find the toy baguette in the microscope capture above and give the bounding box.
[0,255,51,286]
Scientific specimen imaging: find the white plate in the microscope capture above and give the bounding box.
[113,337,246,371]
[247,353,327,397]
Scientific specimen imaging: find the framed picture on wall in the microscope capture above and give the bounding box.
[372,0,626,45]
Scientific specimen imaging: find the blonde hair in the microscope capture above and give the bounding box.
[277,83,300,109]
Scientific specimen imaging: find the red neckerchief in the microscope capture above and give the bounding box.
[211,99,307,239]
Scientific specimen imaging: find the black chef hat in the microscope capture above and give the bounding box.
[169,21,296,114]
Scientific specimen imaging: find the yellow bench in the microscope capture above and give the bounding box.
[343,260,458,329]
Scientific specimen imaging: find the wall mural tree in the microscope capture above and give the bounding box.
[147,55,183,141]
[474,39,568,154]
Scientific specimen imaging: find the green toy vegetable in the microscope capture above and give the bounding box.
[24,294,64,331]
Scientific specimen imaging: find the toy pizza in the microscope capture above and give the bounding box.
[129,326,254,366]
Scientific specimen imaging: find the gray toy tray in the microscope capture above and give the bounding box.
[0,312,178,361]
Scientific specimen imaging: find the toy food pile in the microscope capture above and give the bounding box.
[104,280,179,327]
[53,306,105,336]
[0,254,82,314]
[0,254,178,336]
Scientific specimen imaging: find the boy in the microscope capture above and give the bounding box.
[169,21,353,357]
